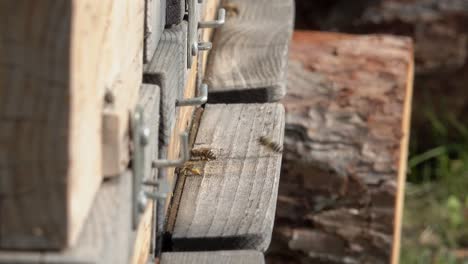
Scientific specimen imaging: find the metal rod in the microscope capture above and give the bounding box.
[152,132,190,168]
[199,8,226,28]
[176,83,208,107]
[191,42,212,56]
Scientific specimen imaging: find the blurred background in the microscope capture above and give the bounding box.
[267,0,468,263]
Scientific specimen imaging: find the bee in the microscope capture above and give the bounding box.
[191,148,217,161]
[180,165,202,176]
[223,2,239,17]
[258,136,283,153]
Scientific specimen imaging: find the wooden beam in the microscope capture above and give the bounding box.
[101,0,145,177]
[161,250,265,264]
[267,31,414,263]
[0,0,144,249]
[163,0,221,212]
[0,84,160,264]
[170,103,285,252]
[204,0,294,103]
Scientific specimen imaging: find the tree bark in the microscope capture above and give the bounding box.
[266,31,414,264]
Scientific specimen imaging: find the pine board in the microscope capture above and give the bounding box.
[161,250,264,264]
[0,0,144,249]
[170,103,284,252]
[0,85,161,264]
[204,0,294,103]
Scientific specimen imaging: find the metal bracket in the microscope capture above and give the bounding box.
[132,108,190,229]
[199,8,226,28]
[152,132,190,168]
[176,83,208,107]
[131,106,151,229]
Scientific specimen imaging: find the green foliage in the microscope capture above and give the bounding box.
[401,109,468,263]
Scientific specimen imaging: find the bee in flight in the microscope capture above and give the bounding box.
[258,136,283,154]
[191,148,217,161]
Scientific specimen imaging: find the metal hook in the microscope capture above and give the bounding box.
[199,8,226,28]
[176,83,208,107]
[152,132,190,168]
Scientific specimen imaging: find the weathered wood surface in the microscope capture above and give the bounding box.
[144,0,166,62]
[266,31,414,264]
[0,0,144,249]
[0,85,160,264]
[161,250,265,264]
[144,22,188,150]
[170,103,285,252]
[166,0,186,26]
[151,0,220,255]
[204,0,294,103]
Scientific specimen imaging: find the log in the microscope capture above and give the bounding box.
[0,0,144,249]
[266,31,414,264]
[311,0,468,147]
[204,0,294,103]
[169,103,284,252]
[0,84,161,264]
[161,250,265,264]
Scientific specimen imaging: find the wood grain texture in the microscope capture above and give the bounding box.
[144,0,166,62]
[144,21,188,150]
[0,172,134,264]
[171,103,285,252]
[266,31,414,264]
[99,0,145,177]
[149,0,220,255]
[0,85,161,264]
[0,0,143,249]
[161,250,265,264]
[204,0,294,103]
[162,0,220,213]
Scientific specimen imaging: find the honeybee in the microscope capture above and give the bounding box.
[223,2,239,17]
[258,136,283,153]
[180,165,202,176]
[191,148,217,161]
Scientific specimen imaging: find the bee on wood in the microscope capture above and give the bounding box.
[180,165,202,176]
[258,136,283,153]
[191,148,217,161]
[223,3,239,17]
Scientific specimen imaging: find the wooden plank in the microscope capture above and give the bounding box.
[204,0,294,103]
[267,31,414,264]
[162,0,220,214]
[0,85,161,264]
[101,0,145,177]
[144,21,189,150]
[170,103,285,252]
[144,0,166,62]
[161,250,265,264]
[0,0,144,249]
